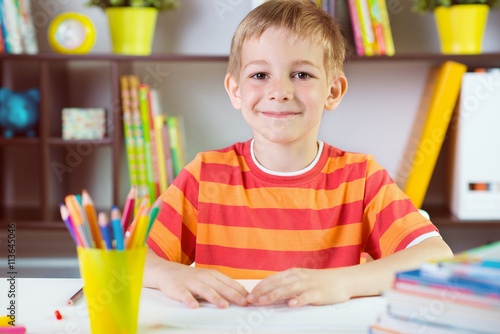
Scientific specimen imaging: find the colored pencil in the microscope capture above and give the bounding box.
[66,287,84,306]
[121,185,136,230]
[73,195,95,248]
[111,206,125,250]
[131,208,150,249]
[145,205,160,244]
[65,196,91,248]
[125,196,149,248]
[59,204,79,246]
[98,212,113,250]
[82,189,104,249]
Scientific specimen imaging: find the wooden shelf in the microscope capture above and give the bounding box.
[0,138,40,146]
[47,138,113,147]
[2,52,500,66]
[424,206,500,228]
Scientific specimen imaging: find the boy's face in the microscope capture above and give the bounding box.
[225,27,347,146]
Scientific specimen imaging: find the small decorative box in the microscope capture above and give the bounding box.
[62,108,106,140]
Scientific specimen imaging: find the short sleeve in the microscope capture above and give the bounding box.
[146,154,201,265]
[361,156,438,260]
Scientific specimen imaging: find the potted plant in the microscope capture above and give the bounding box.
[412,0,500,54]
[87,0,180,55]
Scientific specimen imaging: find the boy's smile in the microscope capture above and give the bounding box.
[226,27,346,149]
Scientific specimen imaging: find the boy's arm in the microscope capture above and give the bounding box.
[247,236,453,307]
[143,248,250,308]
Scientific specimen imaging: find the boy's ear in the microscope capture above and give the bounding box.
[324,76,348,111]
[224,73,242,110]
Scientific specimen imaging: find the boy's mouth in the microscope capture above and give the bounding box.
[261,112,300,118]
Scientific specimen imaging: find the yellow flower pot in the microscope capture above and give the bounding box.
[434,4,489,54]
[106,7,158,55]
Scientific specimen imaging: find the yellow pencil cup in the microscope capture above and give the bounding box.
[77,246,146,334]
[106,7,158,55]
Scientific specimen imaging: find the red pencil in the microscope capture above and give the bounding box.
[121,185,136,230]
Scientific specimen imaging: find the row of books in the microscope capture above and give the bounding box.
[343,0,395,56]
[371,241,500,333]
[0,0,38,54]
[120,75,186,203]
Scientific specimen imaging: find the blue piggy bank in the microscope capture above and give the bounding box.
[0,88,40,138]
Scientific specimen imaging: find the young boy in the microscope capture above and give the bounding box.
[143,0,453,309]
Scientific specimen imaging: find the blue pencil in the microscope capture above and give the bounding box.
[98,212,113,250]
[111,206,124,251]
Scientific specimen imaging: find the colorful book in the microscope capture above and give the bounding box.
[128,76,149,200]
[3,0,23,54]
[120,76,139,189]
[138,84,156,203]
[377,0,395,56]
[166,116,183,178]
[147,88,160,198]
[367,0,386,55]
[0,0,8,53]
[347,0,364,56]
[355,0,375,56]
[17,0,37,54]
[162,119,175,186]
[154,115,168,193]
[395,61,467,209]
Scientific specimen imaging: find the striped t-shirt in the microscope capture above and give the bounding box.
[147,139,438,279]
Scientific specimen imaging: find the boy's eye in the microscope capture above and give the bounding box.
[251,73,268,80]
[293,72,311,80]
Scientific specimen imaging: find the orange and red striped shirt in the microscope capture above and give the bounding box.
[147,139,438,279]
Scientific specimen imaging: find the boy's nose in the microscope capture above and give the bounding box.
[268,78,292,101]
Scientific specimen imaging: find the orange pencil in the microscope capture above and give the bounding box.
[82,190,104,249]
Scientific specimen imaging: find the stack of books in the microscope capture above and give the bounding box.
[371,242,500,333]
[0,0,38,54]
[120,75,186,203]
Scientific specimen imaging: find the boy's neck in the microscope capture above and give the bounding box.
[252,136,320,173]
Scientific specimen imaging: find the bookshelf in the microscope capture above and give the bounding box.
[1,52,500,232]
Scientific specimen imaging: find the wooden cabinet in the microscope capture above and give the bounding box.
[1,53,500,244]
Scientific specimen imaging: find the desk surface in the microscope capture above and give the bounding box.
[1,278,386,334]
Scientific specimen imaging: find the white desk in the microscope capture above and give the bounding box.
[0,278,386,333]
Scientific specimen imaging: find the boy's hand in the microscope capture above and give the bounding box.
[156,263,250,309]
[247,268,351,307]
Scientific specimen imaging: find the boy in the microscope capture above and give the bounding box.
[143,0,453,309]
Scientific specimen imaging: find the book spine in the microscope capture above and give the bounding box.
[154,115,168,193]
[3,0,23,54]
[377,0,395,56]
[367,0,386,55]
[128,76,149,200]
[120,76,139,189]
[404,61,467,208]
[162,120,175,186]
[138,84,156,203]
[147,89,161,198]
[355,0,375,56]
[17,0,38,54]
[347,0,364,56]
[166,116,182,178]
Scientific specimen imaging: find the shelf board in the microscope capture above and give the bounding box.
[424,206,500,228]
[2,52,500,66]
[0,137,40,146]
[47,138,113,146]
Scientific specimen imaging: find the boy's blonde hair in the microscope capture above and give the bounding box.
[227,0,346,81]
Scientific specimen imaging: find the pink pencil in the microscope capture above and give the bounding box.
[121,185,136,230]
